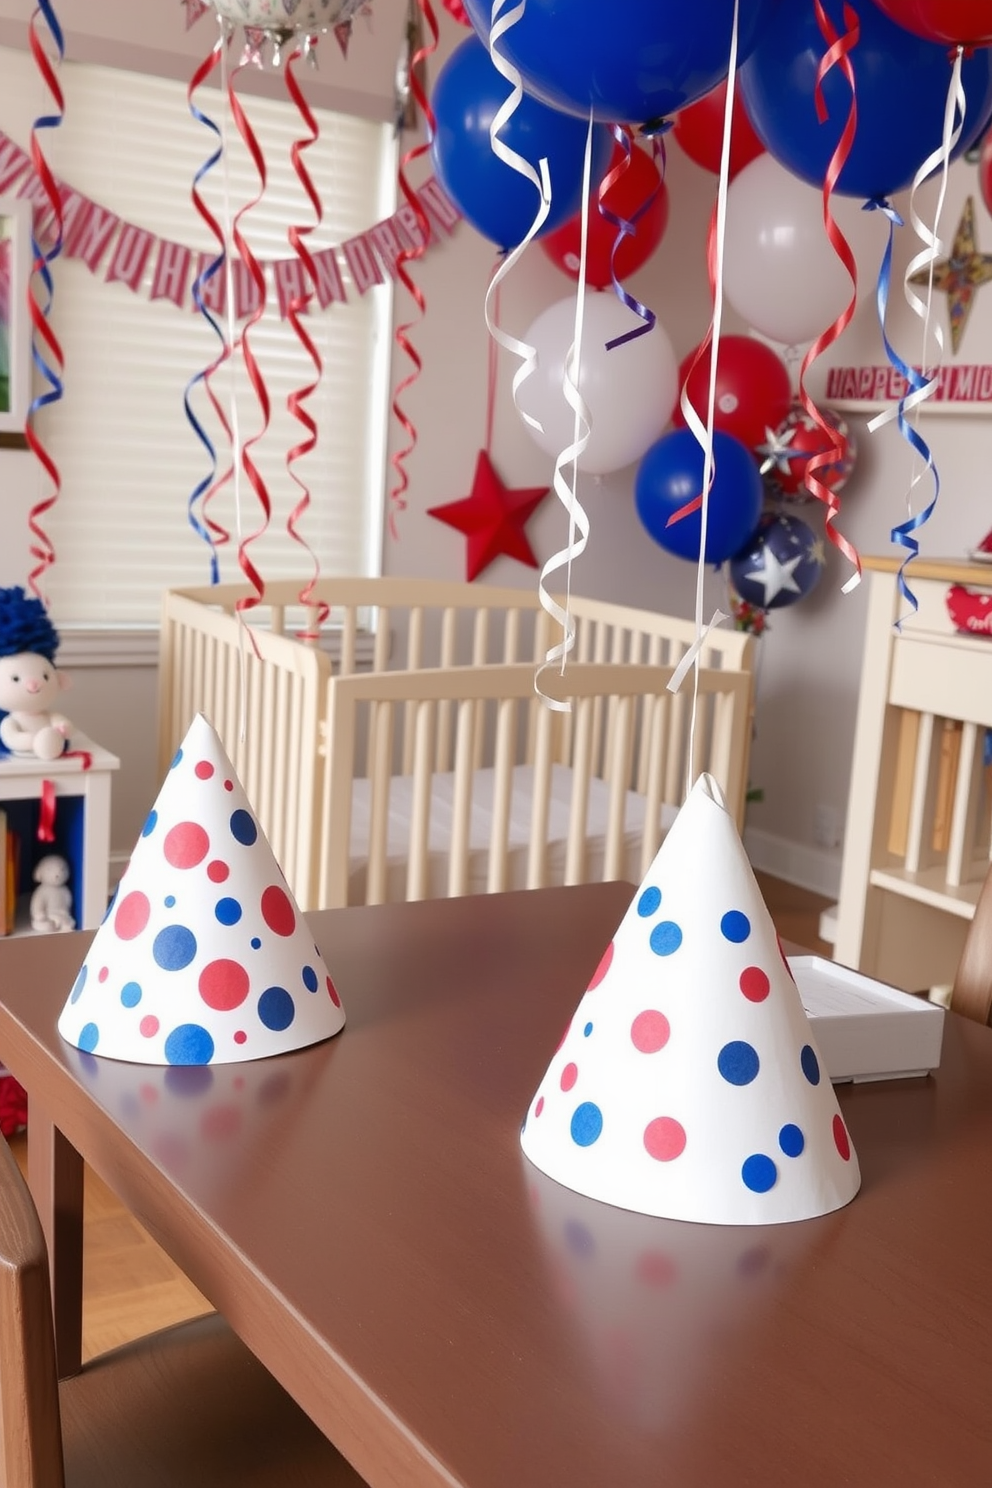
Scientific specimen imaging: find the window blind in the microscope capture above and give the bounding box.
[0,44,394,628]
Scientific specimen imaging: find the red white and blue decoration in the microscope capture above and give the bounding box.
[520,774,860,1225]
[729,512,825,612]
[757,403,856,503]
[427,450,549,582]
[57,713,346,1065]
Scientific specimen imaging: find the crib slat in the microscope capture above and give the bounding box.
[947,720,980,888]
[503,608,520,663]
[407,700,434,901]
[487,698,516,893]
[340,606,357,676]
[366,699,395,904]
[905,711,940,873]
[403,607,423,776]
[527,703,554,889]
[472,611,489,771]
[604,694,634,881]
[641,694,667,875]
[448,699,476,897]
[436,609,457,773]
[564,696,593,885]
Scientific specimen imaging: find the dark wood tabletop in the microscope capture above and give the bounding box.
[1,880,992,1487]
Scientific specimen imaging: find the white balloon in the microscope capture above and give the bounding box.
[723,154,888,347]
[516,293,678,476]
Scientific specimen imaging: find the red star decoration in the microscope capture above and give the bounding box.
[428,450,549,582]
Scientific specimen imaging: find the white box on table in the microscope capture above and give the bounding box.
[789,956,945,1083]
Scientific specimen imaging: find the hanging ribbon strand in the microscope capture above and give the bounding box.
[284,40,328,633]
[797,0,862,594]
[24,0,66,604]
[389,0,439,540]
[868,47,966,623]
[184,28,231,585]
[602,125,659,349]
[225,60,273,622]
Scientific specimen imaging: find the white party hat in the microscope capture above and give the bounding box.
[520,774,859,1224]
[58,714,345,1065]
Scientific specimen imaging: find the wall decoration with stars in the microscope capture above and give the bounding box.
[910,195,992,355]
[427,450,550,582]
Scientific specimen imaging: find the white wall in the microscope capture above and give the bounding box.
[1,5,990,893]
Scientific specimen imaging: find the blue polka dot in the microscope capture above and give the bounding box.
[78,1022,99,1053]
[229,809,257,846]
[718,1040,760,1085]
[164,895,176,909]
[302,965,319,993]
[258,986,295,1032]
[101,886,118,925]
[779,1123,805,1158]
[721,910,751,943]
[570,1101,603,1146]
[120,981,142,1009]
[250,937,261,950]
[800,1044,821,1086]
[649,921,683,956]
[141,808,158,838]
[215,897,242,926]
[69,966,87,1004]
[637,886,661,917]
[164,1024,215,1066]
[583,1021,593,1037]
[742,1154,777,1193]
[170,747,183,770]
[152,925,197,971]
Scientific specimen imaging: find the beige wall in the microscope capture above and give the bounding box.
[1,5,989,893]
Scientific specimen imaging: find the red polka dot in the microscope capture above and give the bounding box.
[832,1114,851,1161]
[194,760,214,780]
[198,959,250,1011]
[326,976,341,1007]
[139,1015,159,1038]
[207,860,229,883]
[224,779,234,792]
[234,1031,247,1045]
[587,940,614,990]
[115,890,151,940]
[535,1096,545,1117]
[740,966,771,1002]
[630,1009,670,1053]
[643,1116,687,1162]
[164,821,209,869]
[636,1250,677,1288]
[261,885,296,937]
[98,967,109,983]
[554,1019,572,1053]
[560,1062,578,1092]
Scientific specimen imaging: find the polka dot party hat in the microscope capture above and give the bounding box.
[520,774,860,1224]
[57,713,346,1065]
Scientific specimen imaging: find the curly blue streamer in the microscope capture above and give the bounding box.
[866,196,938,626]
[27,0,65,432]
[603,125,658,351]
[183,87,227,585]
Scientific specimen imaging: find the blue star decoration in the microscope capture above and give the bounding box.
[428,450,550,582]
[729,513,826,612]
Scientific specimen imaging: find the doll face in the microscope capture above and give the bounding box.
[0,652,63,713]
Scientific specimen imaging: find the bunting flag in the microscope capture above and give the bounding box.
[0,128,459,318]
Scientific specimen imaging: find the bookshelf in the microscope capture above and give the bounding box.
[0,734,119,935]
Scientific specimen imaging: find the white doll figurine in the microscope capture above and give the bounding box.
[0,587,72,762]
[30,854,75,933]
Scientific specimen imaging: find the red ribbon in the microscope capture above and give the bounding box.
[798,1,863,587]
[389,0,439,540]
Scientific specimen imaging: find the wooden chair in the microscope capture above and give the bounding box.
[0,1136,365,1488]
[949,862,992,1027]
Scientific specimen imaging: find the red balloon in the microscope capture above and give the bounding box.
[981,129,992,218]
[671,79,765,180]
[539,142,669,288]
[440,0,473,24]
[758,404,856,501]
[673,335,792,452]
[871,0,992,46]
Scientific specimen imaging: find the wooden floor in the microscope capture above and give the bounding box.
[11,873,833,1361]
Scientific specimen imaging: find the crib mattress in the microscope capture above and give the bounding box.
[348,763,677,902]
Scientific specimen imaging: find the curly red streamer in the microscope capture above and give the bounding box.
[798,1,863,586]
[227,69,273,621]
[389,0,440,540]
[284,45,327,634]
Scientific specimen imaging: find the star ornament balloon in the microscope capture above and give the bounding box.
[757,404,856,501]
[428,450,550,582]
[730,512,825,612]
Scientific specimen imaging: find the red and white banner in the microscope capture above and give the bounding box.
[0,128,459,318]
[825,363,992,405]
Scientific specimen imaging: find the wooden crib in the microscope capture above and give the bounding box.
[158,577,756,911]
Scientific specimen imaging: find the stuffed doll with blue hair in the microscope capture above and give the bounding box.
[0,587,73,760]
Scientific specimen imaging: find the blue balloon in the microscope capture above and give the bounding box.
[730,513,824,611]
[739,0,992,199]
[635,430,763,565]
[429,35,612,252]
[463,0,778,127]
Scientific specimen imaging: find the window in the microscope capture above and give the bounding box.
[0,43,395,628]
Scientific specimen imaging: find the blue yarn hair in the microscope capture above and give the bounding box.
[0,587,61,662]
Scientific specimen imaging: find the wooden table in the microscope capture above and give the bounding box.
[2,881,992,1487]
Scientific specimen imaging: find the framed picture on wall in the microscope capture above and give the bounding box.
[0,196,31,445]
